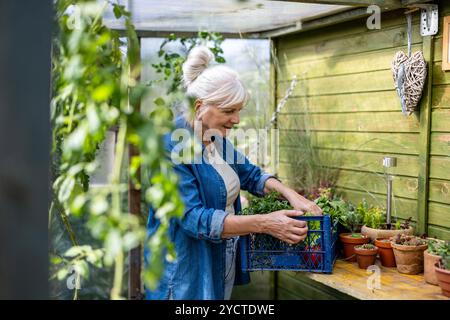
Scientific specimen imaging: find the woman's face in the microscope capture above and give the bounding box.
[196,101,243,138]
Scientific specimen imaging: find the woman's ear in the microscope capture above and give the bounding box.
[194,100,203,119]
[194,99,202,112]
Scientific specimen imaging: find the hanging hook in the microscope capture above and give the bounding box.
[404,7,419,15]
[406,13,412,57]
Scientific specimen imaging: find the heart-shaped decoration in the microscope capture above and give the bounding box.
[391,51,427,115]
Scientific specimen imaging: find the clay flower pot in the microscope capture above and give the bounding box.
[354,245,379,269]
[424,250,441,285]
[391,242,428,275]
[361,225,414,242]
[339,233,370,262]
[435,262,450,297]
[374,238,396,268]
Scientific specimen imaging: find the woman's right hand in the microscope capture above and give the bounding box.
[261,210,308,245]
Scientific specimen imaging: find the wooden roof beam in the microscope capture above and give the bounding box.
[253,6,371,38]
[272,0,433,9]
[271,1,403,10]
[253,0,434,38]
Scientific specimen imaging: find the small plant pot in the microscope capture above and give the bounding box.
[374,238,396,268]
[424,250,441,286]
[361,225,414,242]
[391,242,428,275]
[339,233,370,262]
[354,245,378,269]
[435,263,450,297]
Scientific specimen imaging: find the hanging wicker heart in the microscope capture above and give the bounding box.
[391,51,427,115]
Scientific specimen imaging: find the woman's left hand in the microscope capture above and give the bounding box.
[287,192,323,216]
[263,178,323,215]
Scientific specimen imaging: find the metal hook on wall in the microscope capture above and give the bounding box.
[405,3,438,37]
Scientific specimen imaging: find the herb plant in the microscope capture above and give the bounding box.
[355,244,377,250]
[391,234,427,246]
[241,192,292,215]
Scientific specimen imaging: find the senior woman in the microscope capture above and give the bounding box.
[145,46,322,300]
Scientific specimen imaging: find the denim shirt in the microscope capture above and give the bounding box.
[145,115,274,300]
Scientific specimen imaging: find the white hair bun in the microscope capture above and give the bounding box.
[182,46,215,87]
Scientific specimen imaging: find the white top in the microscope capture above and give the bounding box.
[205,141,240,298]
[205,142,240,215]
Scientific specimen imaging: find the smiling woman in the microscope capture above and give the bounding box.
[145,46,322,300]
[182,46,249,139]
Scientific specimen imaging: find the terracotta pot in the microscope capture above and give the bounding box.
[424,250,441,285]
[435,263,450,297]
[374,238,396,267]
[391,242,428,274]
[339,233,370,262]
[354,245,378,269]
[361,225,414,242]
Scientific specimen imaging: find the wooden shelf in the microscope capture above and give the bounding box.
[282,259,448,300]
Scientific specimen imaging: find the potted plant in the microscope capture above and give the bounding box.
[424,238,446,285]
[359,199,414,241]
[435,241,450,297]
[338,204,369,262]
[314,188,348,224]
[374,238,396,267]
[391,234,428,275]
[354,244,378,269]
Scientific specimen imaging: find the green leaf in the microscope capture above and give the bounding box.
[58,176,75,203]
[64,124,88,153]
[73,260,89,278]
[146,185,164,207]
[104,230,122,265]
[113,5,123,19]
[64,246,83,258]
[153,97,165,107]
[70,194,87,216]
[86,104,101,133]
[90,196,108,215]
[57,268,69,281]
[50,255,63,265]
[92,84,114,102]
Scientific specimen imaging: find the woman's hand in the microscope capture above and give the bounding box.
[261,210,308,244]
[263,178,323,216]
[287,193,323,216]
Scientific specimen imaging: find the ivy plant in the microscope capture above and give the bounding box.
[51,0,184,299]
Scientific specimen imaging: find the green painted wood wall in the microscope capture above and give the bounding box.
[234,3,450,301]
[276,4,450,242]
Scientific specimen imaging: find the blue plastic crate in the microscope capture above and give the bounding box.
[241,215,339,273]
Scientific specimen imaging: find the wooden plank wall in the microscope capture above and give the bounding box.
[427,3,450,240]
[276,4,450,241]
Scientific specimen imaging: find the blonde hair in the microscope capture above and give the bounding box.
[182,46,249,119]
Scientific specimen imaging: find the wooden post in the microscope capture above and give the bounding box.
[0,1,52,299]
[270,38,279,177]
[269,37,279,301]
[417,35,434,236]
[128,37,143,300]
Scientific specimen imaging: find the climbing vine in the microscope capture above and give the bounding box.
[51,0,226,299]
[51,0,183,299]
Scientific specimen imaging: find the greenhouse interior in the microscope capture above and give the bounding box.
[1,0,450,302]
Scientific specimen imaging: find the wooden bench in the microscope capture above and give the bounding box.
[278,260,448,300]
